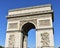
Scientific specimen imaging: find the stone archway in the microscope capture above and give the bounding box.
[5,4,54,48]
[21,22,36,48]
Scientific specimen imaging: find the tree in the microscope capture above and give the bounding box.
[0,46,3,48]
[59,47,60,48]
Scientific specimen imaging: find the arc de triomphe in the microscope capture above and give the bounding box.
[5,4,54,48]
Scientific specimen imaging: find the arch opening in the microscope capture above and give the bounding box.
[21,22,36,48]
[21,22,36,35]
[28,29,36,48]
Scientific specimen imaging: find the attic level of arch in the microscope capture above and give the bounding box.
[6,4,53,20]
[6,10,53,20]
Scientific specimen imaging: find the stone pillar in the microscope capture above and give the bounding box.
[36,29,54,48]
[19,32,23,48]
[14,31,23,48]
[23,35,28,48]
[36,14,54,48]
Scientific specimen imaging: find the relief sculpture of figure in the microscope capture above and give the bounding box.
[41,32,50,47]
[9,35,15,48]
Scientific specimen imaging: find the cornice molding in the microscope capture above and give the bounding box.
[6,10,53,19]
[36,27,54,30]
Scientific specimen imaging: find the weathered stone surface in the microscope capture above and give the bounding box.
[5,4,54,48]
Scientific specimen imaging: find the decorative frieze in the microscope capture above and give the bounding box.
[39,19,50,26]
[8,14,52,21]
[8,23,18,29]
[7,21,20,31]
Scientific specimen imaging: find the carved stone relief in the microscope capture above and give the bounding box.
[8,23,18,29]
[8,35,15,47]
[41,32,50,46]
[39,19,50,26]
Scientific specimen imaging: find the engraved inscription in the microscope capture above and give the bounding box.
[39,19,50,26]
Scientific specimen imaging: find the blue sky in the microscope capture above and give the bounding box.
[0,0,60,48]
